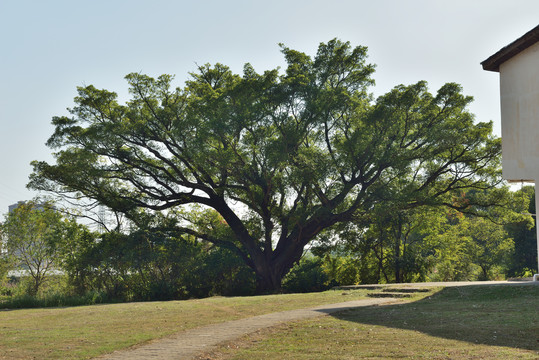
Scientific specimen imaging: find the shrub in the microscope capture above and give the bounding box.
[282,257,330,293]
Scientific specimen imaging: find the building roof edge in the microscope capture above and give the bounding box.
[481,24,539,72]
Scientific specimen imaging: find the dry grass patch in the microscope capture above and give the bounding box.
[0,288,377,359]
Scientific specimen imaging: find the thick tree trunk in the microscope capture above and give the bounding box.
[250,244,303,294]
[255,271,283,294]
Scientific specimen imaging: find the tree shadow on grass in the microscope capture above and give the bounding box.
[328,284,539,351]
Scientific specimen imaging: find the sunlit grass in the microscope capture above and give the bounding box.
[0,288,381,359]
[199,285,539,360]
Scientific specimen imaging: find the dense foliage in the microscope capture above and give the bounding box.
[57,229,256,301]
[1,206,257,303]
[506,186,538,277]
[28,39,504,293]
[0,187,535,307]
[1,201,64,295]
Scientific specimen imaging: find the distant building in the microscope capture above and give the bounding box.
[8,201,52,213]
[8,201,25,213]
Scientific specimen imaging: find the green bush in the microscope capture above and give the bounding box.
[0,290,111,309]
[320,254,361,285]
[282,257,330,293]
[52,229,257,303]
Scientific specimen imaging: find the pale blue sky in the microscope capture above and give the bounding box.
[1,0,538,215]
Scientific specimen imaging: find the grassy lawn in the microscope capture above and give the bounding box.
[0,288,383,359]
[198,284,539,360]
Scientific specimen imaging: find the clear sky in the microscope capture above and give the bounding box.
[1,0,538,216]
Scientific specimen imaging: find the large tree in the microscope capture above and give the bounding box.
[29,39,501,293]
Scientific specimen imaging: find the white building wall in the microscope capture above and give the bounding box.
[499,41,539,181]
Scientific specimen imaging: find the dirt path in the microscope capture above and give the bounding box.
[95,297,397,360]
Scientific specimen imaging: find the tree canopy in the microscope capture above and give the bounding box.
[1,200,62,294]
[29,39,502,293]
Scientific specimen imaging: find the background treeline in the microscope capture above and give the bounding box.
[0,186,536,307]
